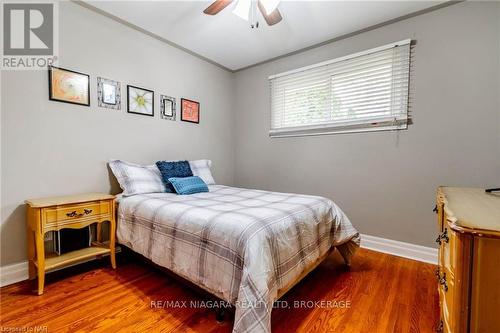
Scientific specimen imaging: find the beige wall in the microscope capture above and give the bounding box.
[498,3,500,171]
[0,2,235,265]
[232,2,500,248]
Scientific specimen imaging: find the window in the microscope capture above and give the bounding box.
[269,39,412,137]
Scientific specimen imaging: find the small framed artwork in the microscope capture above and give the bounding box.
[97,77,121,110]
[181,98,200,124]
[48,66,90,106]
[160,95,176,121]
[127,85,154,117]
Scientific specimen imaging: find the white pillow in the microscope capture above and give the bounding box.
[189,159,215,185]
[108,160,166,196]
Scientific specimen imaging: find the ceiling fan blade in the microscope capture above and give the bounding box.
[203,0,234,15]
[258,0,282,26]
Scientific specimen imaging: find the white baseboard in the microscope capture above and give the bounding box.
[0,261,29,287]
[360,233,438,264]
[0,248,121,288]
[1,238,436,288]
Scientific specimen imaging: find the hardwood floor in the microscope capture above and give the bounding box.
[0,248,439,332]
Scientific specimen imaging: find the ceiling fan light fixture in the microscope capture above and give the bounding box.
[261,0,280,15]
[232,0,252,21]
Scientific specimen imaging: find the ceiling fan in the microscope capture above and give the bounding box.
[203,0,282,26]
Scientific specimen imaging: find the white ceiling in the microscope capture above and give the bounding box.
[84,1,445,71]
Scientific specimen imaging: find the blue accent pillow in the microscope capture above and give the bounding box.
[168,176,209,195]
[156,160,193,193]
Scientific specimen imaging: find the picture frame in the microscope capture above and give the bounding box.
[160,95,176,121]
[127,85,154,117]
[48,66,90,106]
[180,98,200,124]
[97,77,121,110]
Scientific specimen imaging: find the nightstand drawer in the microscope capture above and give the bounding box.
[43,200,112,227]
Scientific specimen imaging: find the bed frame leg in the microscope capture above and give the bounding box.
[215,308,225,323]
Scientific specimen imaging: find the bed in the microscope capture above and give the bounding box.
[116,184,360,333]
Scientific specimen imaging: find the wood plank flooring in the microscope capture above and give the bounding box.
[0,248,439,332]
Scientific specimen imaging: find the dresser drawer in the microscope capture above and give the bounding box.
[439,267,455,333]
[436,196,445,232]
[439,222,458,275]
[438,225,473,333]
[437,269,446,331]
[42,200,112,227]
[438,204,444,232]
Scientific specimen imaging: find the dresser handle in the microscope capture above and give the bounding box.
[437,319,443,332]
[435,228,449,245]
[66,209,93,218]
[439,272,448,292]
[436,269,448,292]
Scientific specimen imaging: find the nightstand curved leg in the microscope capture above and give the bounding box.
[27,229,36,280]
[35,232,45,295]
[110,219,116,269]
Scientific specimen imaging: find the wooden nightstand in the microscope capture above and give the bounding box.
[25,193,116,295]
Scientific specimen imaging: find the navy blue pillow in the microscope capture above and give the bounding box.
[155,160,193,193]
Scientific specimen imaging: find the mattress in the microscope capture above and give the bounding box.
[117,185,360,333]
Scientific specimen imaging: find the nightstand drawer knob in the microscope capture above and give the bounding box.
[66,209,93,218]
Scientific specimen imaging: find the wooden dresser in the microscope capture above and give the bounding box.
[436,187,500,333]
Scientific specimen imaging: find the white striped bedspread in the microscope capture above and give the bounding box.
[117,185,360,333]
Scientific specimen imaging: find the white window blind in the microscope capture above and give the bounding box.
[269,39,412,137]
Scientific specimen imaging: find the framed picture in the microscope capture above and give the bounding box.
[181,98,200,124]
[48,66,90,106]
[160,95,176,121]
[127,85,154,117]
[97,77,121,110]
